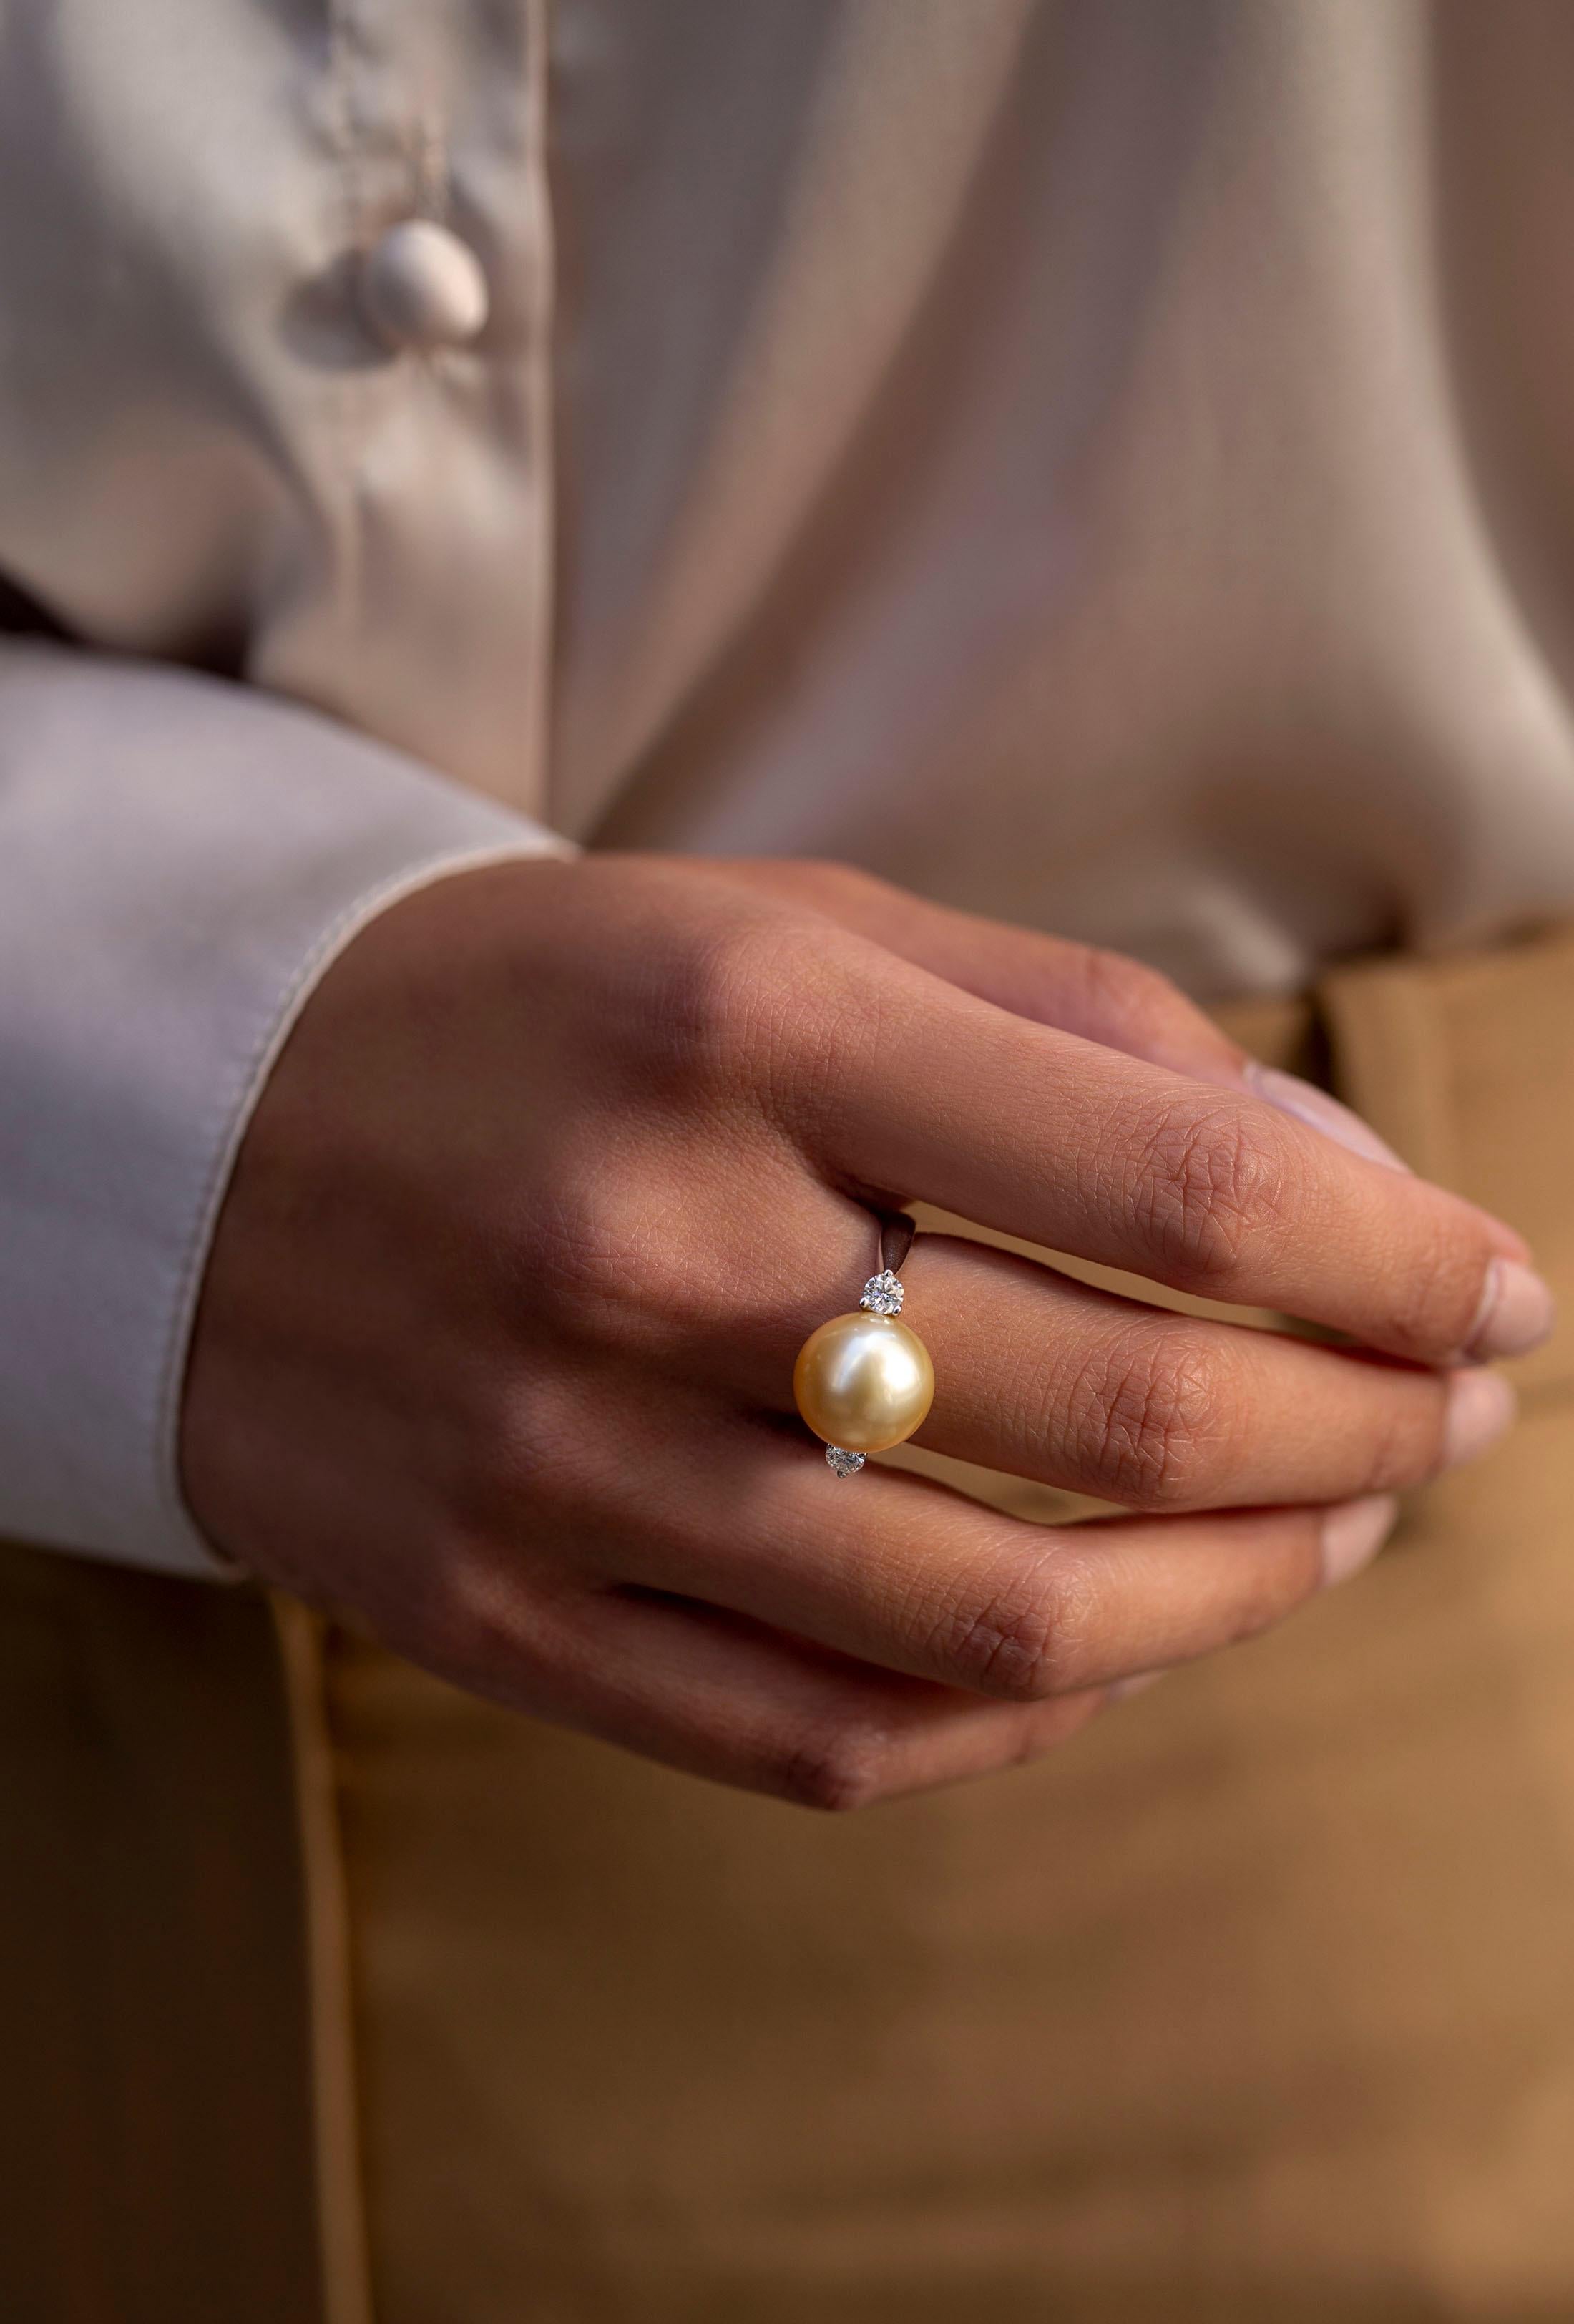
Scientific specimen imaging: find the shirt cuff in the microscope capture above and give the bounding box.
[0,640,568,1577]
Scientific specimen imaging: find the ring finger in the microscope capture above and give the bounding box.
[886,1232,1512,1511]
[713,1214,1510,1515]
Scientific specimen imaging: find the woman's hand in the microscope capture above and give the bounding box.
[180,855,1550,1805]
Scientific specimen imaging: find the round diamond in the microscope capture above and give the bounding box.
[859,1269,904,1316]
[826,1445,866,1478]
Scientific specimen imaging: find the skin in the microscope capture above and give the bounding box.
[180,854,1545,1808]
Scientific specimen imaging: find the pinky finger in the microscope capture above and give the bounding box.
[497,1583,1110,1810]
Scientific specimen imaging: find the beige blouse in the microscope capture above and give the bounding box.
[3,0,1574,1571]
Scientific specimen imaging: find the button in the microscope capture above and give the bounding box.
[361,218,489,351]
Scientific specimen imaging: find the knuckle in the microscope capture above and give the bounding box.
[1071,943,1188,1032]
[650,910,858,1143]
[686,913,798,1057]
[508,1160,723,1350]
[663,911,832,1084]
[512,1179,630,1314]
[414,1551,501,1677]
[788,857,891,915]
[1075,1330,1239,1508]
[441,1363,585,1535]
[396,1519,549,1686]
[926,1545,1092,1701]
[1379,1212,1490,1359]
[1223,1543,1314,1645]
[1125,1101,1294,1285]
[770,1716,894,1812]
[1354,1382,1440,1493]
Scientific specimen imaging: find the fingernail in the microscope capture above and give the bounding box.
[1439,1367,1518,1470]
[1246,1063,1410,1172]
[1465,1259,1558,1362]
[1110,1669,1164,1702]
[1320,1493,1400,1587]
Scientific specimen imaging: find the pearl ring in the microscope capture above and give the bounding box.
[793,1214,935,1476]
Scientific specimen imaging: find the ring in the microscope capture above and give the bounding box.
[793,1214,935,1476]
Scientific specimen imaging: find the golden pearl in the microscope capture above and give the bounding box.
[793,1312,935,1453]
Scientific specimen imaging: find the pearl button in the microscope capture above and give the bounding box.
[793,1313,935,1454]
[361,219,489,351]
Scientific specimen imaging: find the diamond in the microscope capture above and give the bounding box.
[859,1269,904,1316]
[826,1445,866,1478]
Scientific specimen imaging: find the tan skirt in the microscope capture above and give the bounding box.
[5,930,1574,2324]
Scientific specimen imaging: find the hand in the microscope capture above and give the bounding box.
[181,855,1550,1805]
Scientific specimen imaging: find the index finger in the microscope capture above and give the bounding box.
[801,952,1550,1366]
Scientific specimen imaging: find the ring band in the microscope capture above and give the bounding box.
[793,1214,935,1475]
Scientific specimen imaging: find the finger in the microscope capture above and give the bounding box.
[861,904,1411,1178]
[703,858,1249,1078]
[710,1224,1511,1512]
[703,857,1414,1173]
[605,1409,1399,1700]
[799,949,1548,1364]
[449,1568,1108,1809]
[889,1234,1515,1510]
